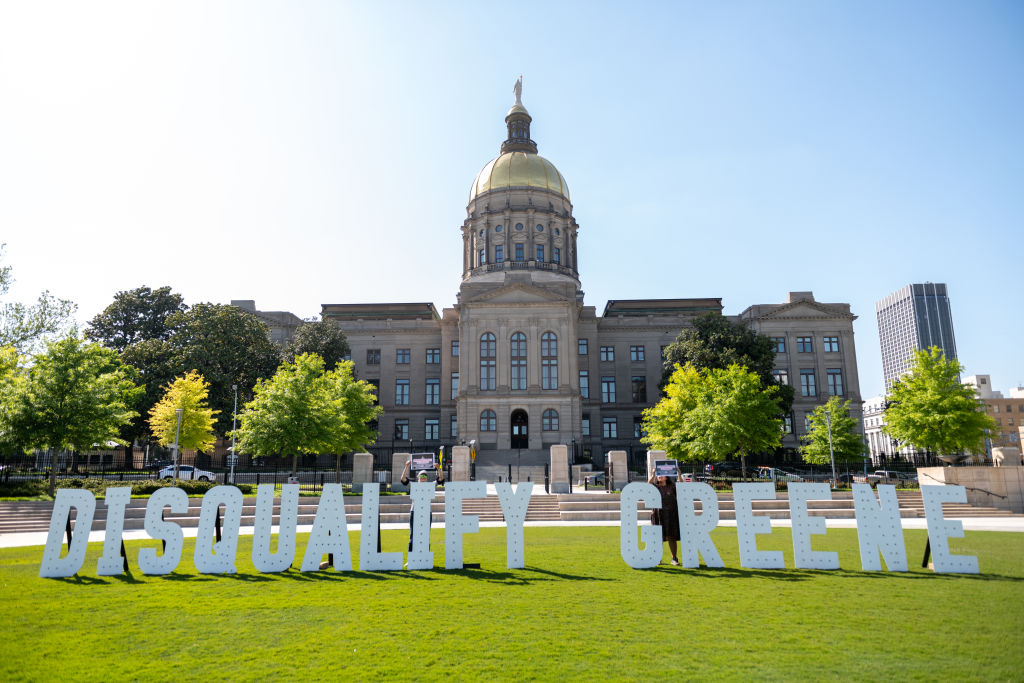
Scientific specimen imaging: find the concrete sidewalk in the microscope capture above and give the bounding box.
[3,515,1023,549]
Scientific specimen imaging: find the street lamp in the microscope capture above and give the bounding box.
[229,384,238,485]
[825,407,837,489]
[173,408,183,483]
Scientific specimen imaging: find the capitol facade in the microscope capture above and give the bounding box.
[310,88,863,469]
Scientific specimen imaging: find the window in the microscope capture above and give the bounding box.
[426,348,440,364]
[600,346,615,362]
[495,224,502,232]
[394,419,409,440]
[515,222,523,231]
[536,245,544,262]
[495,244,504,263]
[582,415,590,436]
[478,248,485,266]
[803,414,812,433]
[578,338,588,355]
[796,337,813,353]
[510,332,527,390]
[631,376,647,403]
[480,333,496,390]
[541,332,558,389]
[772,369,789,386]
[367,349,381,365]
[425,378,440,405]
[823,336,840,353]
[579,370,589,399]
[826,369,844,396]
[515,243,524,261]
[629,345,645,362]
[396,348,410,364]
[1007,405,1013,413]
[602,376,616,403]
[800,369,816,397]
[480,410,496,431]
[783,414,793,434]
[633,416,643,438]
[602,417,617,438]
[450,415,458,438]
[395,379,409,405]
[451,340,459,357]
[542,409,559,431]
[451,372,459,400]
[536,224,544,232]
[553,247,560,265]
[424,419,439,440]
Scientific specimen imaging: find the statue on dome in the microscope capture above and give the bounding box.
[513,76,523,106]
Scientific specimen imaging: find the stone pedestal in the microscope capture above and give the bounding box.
[549,444,570,493]
[917,465,1024,513]
[646,450,666,479]
[391,452,411,492]
[607,450,628,490]
[351,452,373,493]
[451,446,471,482]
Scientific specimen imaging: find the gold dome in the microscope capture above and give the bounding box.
[470,152,570,201]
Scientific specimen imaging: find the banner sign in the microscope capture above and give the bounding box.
[37,483,979,577]
[409,453,437,472]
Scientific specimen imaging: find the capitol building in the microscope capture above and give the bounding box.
[251,86,863,470]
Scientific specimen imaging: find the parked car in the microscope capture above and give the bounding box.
[705,461,743,477]
[758,467,804,482]
[159,465,216,482]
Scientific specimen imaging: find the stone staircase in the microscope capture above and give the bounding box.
[0,490,1017,535]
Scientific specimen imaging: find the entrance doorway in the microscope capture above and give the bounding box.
[511,409,528,449]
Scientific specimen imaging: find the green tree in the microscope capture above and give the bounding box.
[883,346,997,460]
[86,285,187,352]
[148,370,218,456]
[284,319,350,370]
[119,338,179,447]
[662,312,794,413]
[2,333,141,494]
[799,396,867,467]
[165,303,282,433]
[233,353,381,477]
[0,245,76,353]
[643,363,783,478]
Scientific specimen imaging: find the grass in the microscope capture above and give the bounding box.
[2,526,1023,681]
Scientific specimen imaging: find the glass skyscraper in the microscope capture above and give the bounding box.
[875,283,957,388]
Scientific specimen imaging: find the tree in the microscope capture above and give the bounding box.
[165,303,282,433]
[799,396,867,467]
[284,319,350,370]
[662,312,794,413]
[1,334,141,494]
[119,338,179,446]
[0,244,76,353]
[148,370,218,457]
[643,363,783,477]
[233,353,381,477]
[86,285,187,353]
[884,346,997,460]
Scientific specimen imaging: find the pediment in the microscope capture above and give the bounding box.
[757,300,854,320]
[461,281,574,306]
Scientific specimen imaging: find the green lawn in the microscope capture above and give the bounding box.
[2,526,1022,681]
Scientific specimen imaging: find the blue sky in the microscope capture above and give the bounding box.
[1,1,1021,399]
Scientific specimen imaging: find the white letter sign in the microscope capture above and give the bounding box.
[40,489,96,578]
[922,485,979,574]
[733,483,785,569]
[138,487,188,575]
[252,484,298,573]
[444,481,486,569]
[852,484,907,572]
[359,483,403,571]
[495,482,533,569]
[620,482,661,569]
[788,483,838,570]
[676,482,723,568]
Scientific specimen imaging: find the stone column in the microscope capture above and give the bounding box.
[352,452,373,493]
[646,450,666,479]
[549,444,570,494]
[607,450,628,490]
[451,445,471,482]
[391,452,411,492]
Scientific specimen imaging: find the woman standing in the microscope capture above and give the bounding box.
[648,469,683,565]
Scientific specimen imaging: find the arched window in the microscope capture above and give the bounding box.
[541,332,558,390]
[510,332,527,390]
[480,409,497,431]
[480,333,496,391]
[542,409,559,431]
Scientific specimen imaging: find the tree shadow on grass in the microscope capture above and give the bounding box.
[439,565,615,585]
[51,574,108,585]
